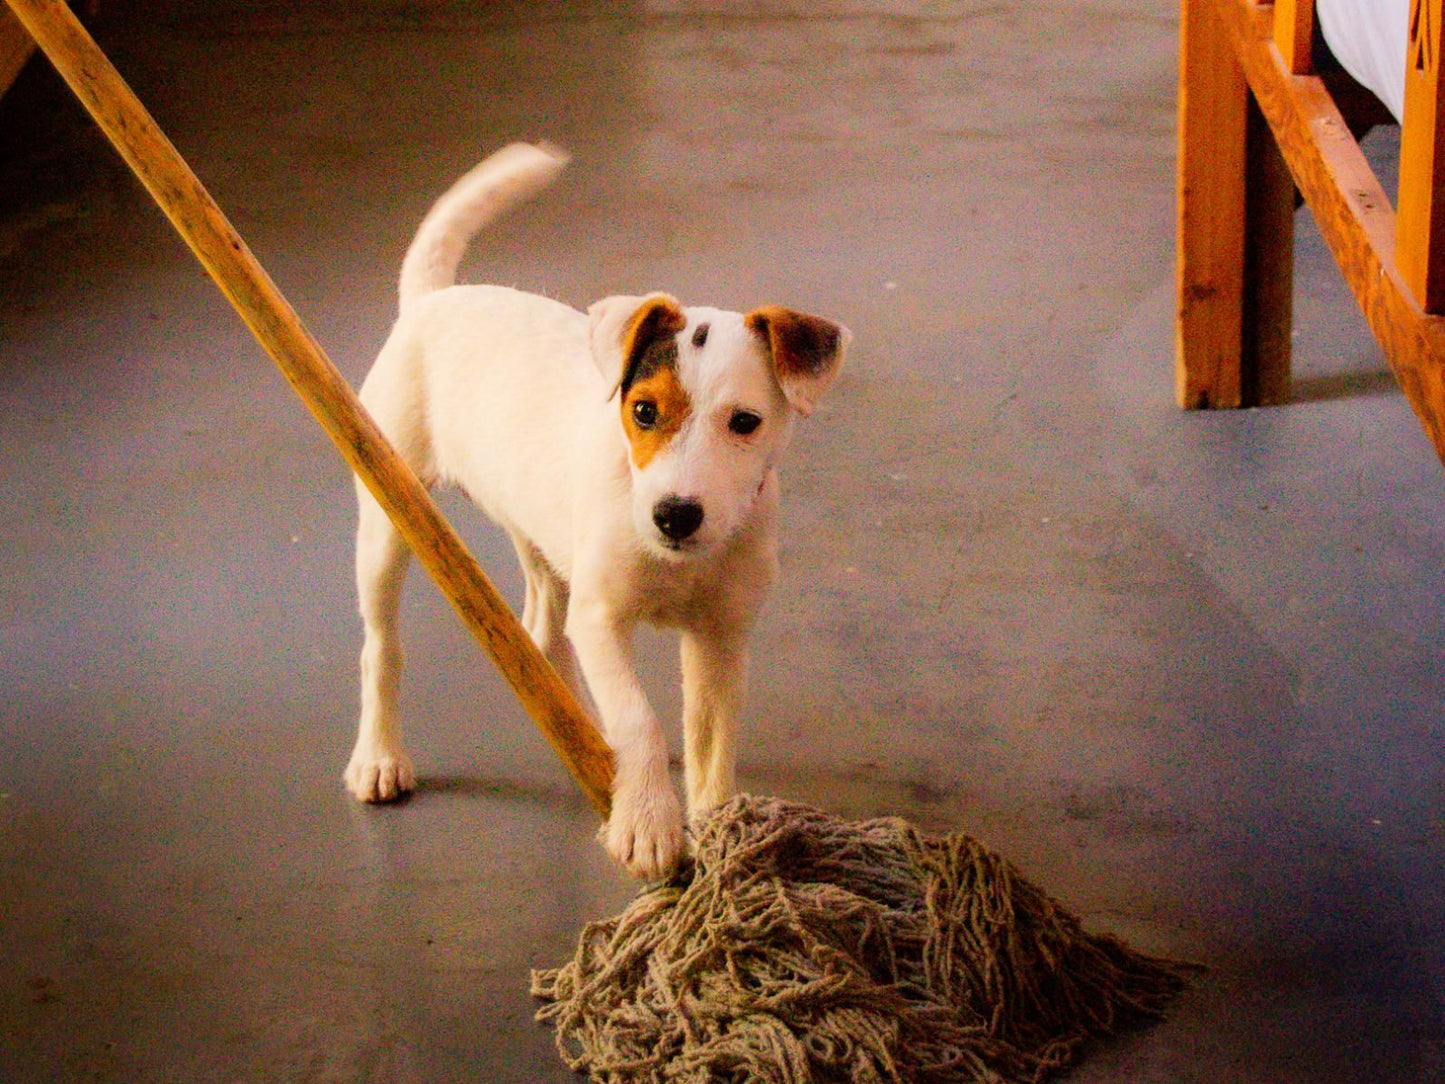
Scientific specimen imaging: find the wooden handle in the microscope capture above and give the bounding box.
[6,0,616,817]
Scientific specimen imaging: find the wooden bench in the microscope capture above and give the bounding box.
[1176,0,1445,467]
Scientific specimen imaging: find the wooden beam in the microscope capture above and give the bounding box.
[1176,0,1248,409]
[1273,0,1314,75]
[1206,0,1445,466]
[0,4,34,97]
[1242,93,1295,406]
[1398,0,1445,314]
[1176,0,1294,409]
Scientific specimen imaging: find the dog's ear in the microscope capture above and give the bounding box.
[588,293,687,396]
[745,306,850,417]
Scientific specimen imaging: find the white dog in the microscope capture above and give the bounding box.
[343,144,849,880]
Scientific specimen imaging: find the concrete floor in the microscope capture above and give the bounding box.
[2,1,1443,1080]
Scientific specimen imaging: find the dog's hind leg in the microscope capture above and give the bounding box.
[345,485,417,802]
[509,534,584,703]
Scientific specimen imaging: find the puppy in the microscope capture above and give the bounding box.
[344,144,849,880]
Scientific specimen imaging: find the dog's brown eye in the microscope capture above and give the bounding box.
[729,410,762,436]
[633,400,659,429]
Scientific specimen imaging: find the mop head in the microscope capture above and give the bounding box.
[532,794,1193,1083]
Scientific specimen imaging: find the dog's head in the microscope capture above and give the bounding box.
[589,293,849,561]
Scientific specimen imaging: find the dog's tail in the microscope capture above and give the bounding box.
[398,142,570,314]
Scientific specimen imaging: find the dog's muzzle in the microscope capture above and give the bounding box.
[653,496,704,546]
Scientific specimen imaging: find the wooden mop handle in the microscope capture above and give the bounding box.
[6,0,616,817]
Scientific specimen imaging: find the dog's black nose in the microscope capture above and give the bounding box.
[654,496,704,543]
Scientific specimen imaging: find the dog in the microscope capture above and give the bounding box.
[343,143,849,880]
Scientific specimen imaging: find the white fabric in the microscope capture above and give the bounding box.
[1317,0,1410,122]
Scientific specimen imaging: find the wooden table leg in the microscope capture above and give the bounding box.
[1399,0,1445,314]
[1177,0,1294,410]
[0,4,34,96]
[1243,94,1295,407]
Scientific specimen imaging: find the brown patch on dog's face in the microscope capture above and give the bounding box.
[618,297,687,394]
[622,348,692,470]
[617,300,690,470]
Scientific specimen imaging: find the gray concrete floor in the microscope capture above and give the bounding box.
[2,1,1443,1080]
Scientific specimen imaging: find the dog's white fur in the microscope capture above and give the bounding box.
[344,144,848,879]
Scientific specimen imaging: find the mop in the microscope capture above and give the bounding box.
[531,794,1191,1083]
[6,3,1195,1080]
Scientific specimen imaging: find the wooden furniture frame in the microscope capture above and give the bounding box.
[1177,0,1445,468]
[1,3,34,97]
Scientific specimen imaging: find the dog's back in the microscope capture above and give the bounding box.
[365,143,600,575]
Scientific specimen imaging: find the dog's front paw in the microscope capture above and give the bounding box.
[604,775,685,881]
[344,744,416,803]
